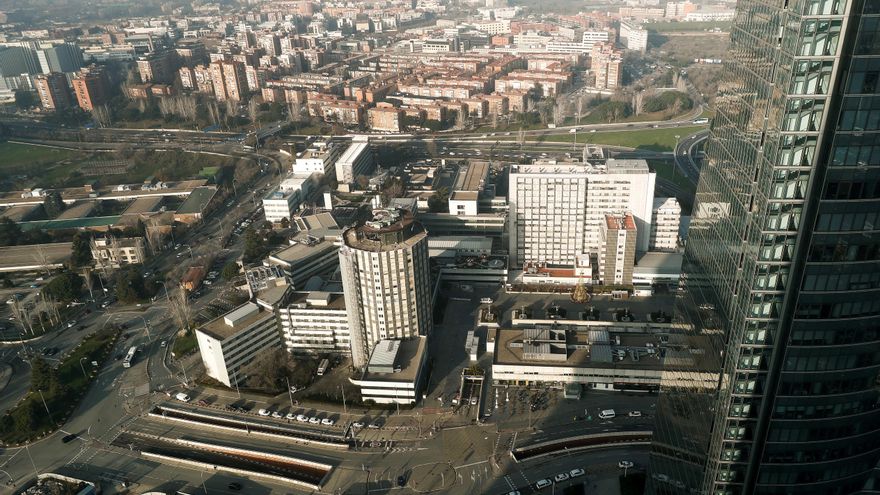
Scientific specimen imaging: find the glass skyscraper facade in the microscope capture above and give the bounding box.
[649,0,880,494]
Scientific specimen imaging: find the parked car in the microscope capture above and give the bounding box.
[321,418,335,426]
[271,411,283,419]
[352,421,365,428]
[257,409,271,416]
[308,417,320,424]
[618,460,635,469]
[397,475,407,487]
[535,479,552,490]
[61,433,78,443]
[368,420,383,429]
[174,393,191,403]
[227,482,242,490]
[554,473,570,482]
[285,412,296,420]
[628,410,642,417]
[296,415,308,422]
[570,468,585,478]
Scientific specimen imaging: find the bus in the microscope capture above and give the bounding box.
[693,117,710,124]
[122,346,138,368]
[317,358,329,376]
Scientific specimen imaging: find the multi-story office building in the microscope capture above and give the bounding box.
[601,213,637,285]
[649,197,681,252]
[36,43,83,74]
[619,21,649,52]
[335,140,374,188]
[195,302,281,387]
[339,208,433,368]
[267,233,340,288]
[648,2,880,494]
[71,65,108,111]
[277,290,350,355]
[34,73,70,110]
[508,159,655,267]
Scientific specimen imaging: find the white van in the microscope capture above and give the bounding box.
[599,409,616,419]
[175,393,191,403]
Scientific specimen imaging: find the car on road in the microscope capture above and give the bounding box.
[257,409,271,416]
[628,410,642,417]
[321,418,335,426]
[308,417,320,424]
[570,468,585,478]
[160,341,167,348]
[227,482,242,490]
[554,473,570,482]
[352,421,365,428]
[598,409,616,419]
[618,460,635,469]
[61,433,78,443]
[535,479,552,490]
[470,397,478,405]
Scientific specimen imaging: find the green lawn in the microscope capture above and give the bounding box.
[646,21,732,33]
[0,142,79,172]
[540,125,706,151]
[172,331,198,357]
[0,327,119,445]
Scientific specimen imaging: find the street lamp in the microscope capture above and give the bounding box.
[139,316,151,340]
[79,357,88,379]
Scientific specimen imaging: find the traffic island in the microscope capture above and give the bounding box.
[0,327,119,445]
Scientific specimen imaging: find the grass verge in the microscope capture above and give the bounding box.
[0,326,119,445]
[540,125,706,151]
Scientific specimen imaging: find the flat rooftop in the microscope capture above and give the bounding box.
[198,303,273,341]
[176,186,217,215]
[338,141,369,164]
[122,196,164,215]
[494,327,667,371]
[635,252,684,272]
[269,237,338,264]
[0,242,72,271]
[360,337,426,383]
[286,290,346,310]
[55,201,96,220]
[455,161,489,192]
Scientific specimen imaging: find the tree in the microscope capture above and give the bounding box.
[13,400,38,432]
[243,228,269,264]
[42,191,66,218]
[30,356,60,395]
[355,174,370,190]
[14,89,37,110]
[571,280,590,304]
[70,232,93,269]
[0,218,22,247]
[245,348,292,391]
[280,217,290,229]
[115,266,148,303]
[221,261,240,281]
[42,272,83,302]
[168,287,192,333]
[428,187,449,213]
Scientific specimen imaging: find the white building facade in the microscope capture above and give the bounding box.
[649,197,681,252]
[619,21,649,52]
[338,209,433,368]
[277,291,351,354]
[195,302,281,387]
[335,141,374,187]
[508,159,655,267]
